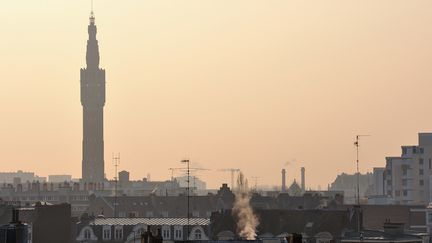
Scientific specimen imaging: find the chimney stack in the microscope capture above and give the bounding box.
[301,167,305,192]
[282,169,286,192]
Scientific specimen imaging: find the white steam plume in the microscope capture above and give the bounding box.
[232,172,259,240]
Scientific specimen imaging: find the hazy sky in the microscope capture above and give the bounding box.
[1,0,432,189]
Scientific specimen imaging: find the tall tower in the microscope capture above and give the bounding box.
[80,11,105,182]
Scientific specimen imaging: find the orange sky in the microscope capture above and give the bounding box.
[1,0,432,189]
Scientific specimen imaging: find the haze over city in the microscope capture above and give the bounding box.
[1,0,432,189]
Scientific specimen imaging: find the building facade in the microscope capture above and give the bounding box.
[384,133,432,205]
[80,11,106,182]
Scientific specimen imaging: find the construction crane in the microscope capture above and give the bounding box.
[219,168,240,190]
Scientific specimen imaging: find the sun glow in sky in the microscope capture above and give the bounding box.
[1,0,432,189]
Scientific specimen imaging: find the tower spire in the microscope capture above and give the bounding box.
[81,0,106,183]
[90,0,95,24]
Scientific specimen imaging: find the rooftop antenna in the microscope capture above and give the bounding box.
[181,159,190,240]
[354,135,370,232]
[113,153,120,218]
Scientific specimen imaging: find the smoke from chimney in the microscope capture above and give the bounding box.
[232,172,259,240]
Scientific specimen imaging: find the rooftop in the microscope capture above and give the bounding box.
[87,217,210,226]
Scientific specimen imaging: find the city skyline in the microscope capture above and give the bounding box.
[1,1,432,189]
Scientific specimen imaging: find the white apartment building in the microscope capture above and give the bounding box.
[385,133,432,205]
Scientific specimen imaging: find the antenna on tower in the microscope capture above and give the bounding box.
[112,153,120,218]
[354,135,370,233]
[89,0,95,24]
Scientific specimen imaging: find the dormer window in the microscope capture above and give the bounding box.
[114,226,123,240]
[84,229,91,239]
[174,226,183,240]
[194,229,202,240]
[103,225,111,240]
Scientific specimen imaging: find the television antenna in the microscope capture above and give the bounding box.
[354,135,370,232]
[113,153,120,218]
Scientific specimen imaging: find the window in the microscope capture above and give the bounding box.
[192,211,199,217]
[420,180,424,186]
[146,211,154,217]
[420,169,424,175]
[420,158,424,165]
[162,226,170,239]
[386,180,392,186]
[115,227,123,240]
[194,229,202,240]
[395,190,400,196]
[420,148,424,153]
[403,168,407,176]
[402,148,407,154]
[387,190,392,196]
[103,227,111,240]
[402,179,407,186]
[413,147,417,154]
[84,229,91,239]
[429,159,431,169]
[403,190,408,196]
[118,211,126,218]
[174,226,183,240]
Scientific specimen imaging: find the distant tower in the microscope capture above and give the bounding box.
[301,167,305,192]
[80,11,106,182]
[281,169,286,192]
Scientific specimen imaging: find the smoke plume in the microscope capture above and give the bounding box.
[232,172,259,240]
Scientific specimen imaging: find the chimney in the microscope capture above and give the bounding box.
[282,169,286,192]
[301,167,305,192]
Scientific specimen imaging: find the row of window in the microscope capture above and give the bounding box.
[8,195,89,202]
[402,147,425,155]
[11,196,58,201]
[387,179,424,187]
[116,211,211,218]
[394,190,408,197]
[85,227,124,241]
[70,195,89,201]
[84,226,202,241]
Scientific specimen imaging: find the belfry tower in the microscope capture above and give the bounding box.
[80,11,105,182]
